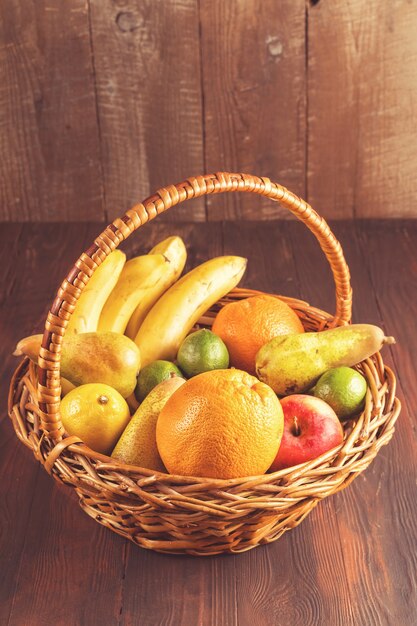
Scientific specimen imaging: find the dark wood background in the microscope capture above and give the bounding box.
[1,0,417,222]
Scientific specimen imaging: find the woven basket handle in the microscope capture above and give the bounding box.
[37,172,352,441]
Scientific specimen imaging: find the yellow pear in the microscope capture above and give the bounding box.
[14,332,141,399]
[112,376,185,470]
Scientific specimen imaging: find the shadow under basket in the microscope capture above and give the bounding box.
[8,173,401,556]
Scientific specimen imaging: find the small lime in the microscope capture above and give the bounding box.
[135,360,183,403]
[313,366,367,420]
[177,329,229,377]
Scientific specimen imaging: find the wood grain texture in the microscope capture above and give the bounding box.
[89,0,205,222]
[307,0,417,218]
[1,222,416,625]
[200,0,306,220]
[0,223,115,626]
[2,1,417,221]
[0,1,103,221]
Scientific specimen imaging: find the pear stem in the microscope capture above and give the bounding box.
[383,336,396,345]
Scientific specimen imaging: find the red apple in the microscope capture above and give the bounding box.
[270,394,344,471]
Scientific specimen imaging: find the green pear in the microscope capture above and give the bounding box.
[111,375,185,469]
[256,324,395,396]
[61,332,141,398]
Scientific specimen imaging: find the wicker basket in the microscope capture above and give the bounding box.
[8,172,401,556]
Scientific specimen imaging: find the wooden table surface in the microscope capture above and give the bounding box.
[1,220,416,626]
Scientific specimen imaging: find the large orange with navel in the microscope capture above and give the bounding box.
[156,369,284,479]
[212,294,304,375]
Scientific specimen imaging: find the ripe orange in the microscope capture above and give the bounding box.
[212,294,304,375]
[156,369,284,479]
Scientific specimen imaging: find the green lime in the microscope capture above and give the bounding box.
[135,360,184,403]
[177,329,229,377]
[313,366,367,420]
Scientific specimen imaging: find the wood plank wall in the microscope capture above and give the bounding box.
[1,0,417,221]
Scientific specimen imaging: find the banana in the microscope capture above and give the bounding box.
[125,236,187,339]
[98,254,171,334]
[14,237,186,356]
[134,256,247,367]
[67,250,126,334]
[13,334,42,361]
[148,235,186,259]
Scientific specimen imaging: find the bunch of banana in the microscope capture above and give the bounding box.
[98,236,187,335]
[125,236,187,338]
[134,255,247,367]
[14,236,247,402]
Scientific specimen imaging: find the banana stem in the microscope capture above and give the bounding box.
[383,336,396,345]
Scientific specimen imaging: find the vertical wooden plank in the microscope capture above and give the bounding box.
[200,0,306,220]
[0,1,103,221]
[89,0,205,222]
[307,1,417,218]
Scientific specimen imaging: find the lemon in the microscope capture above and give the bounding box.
[312,367,367,420]
[135,360,184,403]
[60,383,131,455]
[177,329,230,378]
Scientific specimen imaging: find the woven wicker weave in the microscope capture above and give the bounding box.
[8,173,400,555]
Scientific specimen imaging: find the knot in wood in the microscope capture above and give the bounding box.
[266,36,283,59]
[116,11,140,33]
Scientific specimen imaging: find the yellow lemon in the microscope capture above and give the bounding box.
[60,383,131,455]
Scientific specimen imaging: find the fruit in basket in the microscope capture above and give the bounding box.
[177,329,229,377]
[256,324,395,396]
[312,366,367,420]
[61,332,141,397]
[14,331,141,397]
[112,375,185,470]
[156,369,284,479]
[212,294,304,375]
[67,250,126,334]
[148,234,186,258]
[135,360,184,403]
[99,253,172,334]
[135,256,247,367]
[60,377,76,397]
[126,236,187,339]
[60,383,131,455]
[13,334,43,362]
[269,395,344,472]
